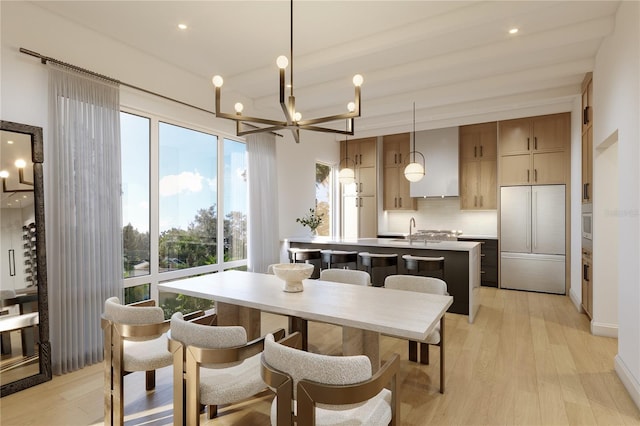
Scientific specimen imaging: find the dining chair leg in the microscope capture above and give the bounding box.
[145,370,155,390]
[408,341,418,362]
[208,405,218,419]
[420,343,429,365]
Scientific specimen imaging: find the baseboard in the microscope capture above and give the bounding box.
[615,354,640,411]
[569,287,583,312]
[591,320,618,338]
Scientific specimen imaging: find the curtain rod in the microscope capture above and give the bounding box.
[20,47,283,137]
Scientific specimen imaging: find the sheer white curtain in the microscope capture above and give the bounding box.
[47,64,123,374]
[247,133,280,273]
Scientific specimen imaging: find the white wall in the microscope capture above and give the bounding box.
[276,130,338,240]
[593,0,640,408]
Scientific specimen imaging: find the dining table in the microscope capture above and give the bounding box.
[158,270,453,372]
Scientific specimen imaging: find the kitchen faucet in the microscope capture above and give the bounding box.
[409,217,416,242]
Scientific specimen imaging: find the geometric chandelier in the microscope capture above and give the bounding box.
[211,0,363,143]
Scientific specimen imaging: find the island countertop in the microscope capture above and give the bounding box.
[286,237,481,252]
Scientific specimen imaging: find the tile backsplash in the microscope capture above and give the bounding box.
[380,197,497,237]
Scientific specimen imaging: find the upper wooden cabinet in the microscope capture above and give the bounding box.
[383,133,408,167]
[582,73,593,203]
[340,137,378,238]
[342,137,376,168]
[459,122,497,210]
[498,113,570,186]
[582,72,594,134]
[382,133,416,210]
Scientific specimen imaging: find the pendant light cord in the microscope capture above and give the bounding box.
[290,0,294,97]
[413,102,416,162]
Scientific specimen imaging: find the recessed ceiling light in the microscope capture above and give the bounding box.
[509,28,519,35]
[7,140,14,144]
[178,23,188,30]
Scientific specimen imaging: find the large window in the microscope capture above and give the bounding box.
[159,122,217,271]
[120,110,247,307]
[223,138,247,262]
[121,112,150,278]
[315,162,332,236]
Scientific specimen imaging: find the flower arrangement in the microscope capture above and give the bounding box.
[296,208,324,233]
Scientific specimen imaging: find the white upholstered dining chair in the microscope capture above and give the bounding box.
[261,332,400,426]
[319,268,371,286]
[168,311,285,425]
[384,274,448,393]
[101,297,173,426]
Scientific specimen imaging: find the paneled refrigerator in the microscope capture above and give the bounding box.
[500,185,565,294]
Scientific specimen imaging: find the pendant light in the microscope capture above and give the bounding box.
[338,127,356,185]
[404,102,425,182]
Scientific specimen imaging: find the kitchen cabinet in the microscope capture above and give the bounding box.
[342,194,377,239]
[458,237,498,287]
[383,133,416,210]
[582,72,593,135]
[341,137,376,168]
[498,113,570,185]
[341,137,377,238]
[410,127,459,197]
[582,131,593,202]
[459,122,497,210]
[582,248,592,319]
[582,73,593,203]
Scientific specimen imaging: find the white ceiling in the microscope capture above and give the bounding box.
[31,1,619,136]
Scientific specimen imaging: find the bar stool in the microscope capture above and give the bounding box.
[288,248,321,279]
[320,249,358,270]
[358,252,398,287]
[402,254,445,279]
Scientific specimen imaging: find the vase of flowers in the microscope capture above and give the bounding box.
[296,207,324,237]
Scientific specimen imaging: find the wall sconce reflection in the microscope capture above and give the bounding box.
[1,159,34,193]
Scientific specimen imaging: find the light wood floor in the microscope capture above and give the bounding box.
[1,287,639,425]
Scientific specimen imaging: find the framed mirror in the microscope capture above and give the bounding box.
[0,120,51,396]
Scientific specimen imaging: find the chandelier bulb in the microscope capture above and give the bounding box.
[15,159,26,169]
[234,102,244,114]
[276,55,289,69]
[353,74,364,87]
[347,102,356,112]
[212,75,224,88]
[294,111,302,122]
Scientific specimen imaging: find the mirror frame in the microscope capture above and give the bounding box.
[1,120,51,396]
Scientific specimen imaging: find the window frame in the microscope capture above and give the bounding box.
[120,106,247,301]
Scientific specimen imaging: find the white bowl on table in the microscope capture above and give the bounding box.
[271,263,314,292]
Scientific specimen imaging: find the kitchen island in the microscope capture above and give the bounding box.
[286,237,480,323]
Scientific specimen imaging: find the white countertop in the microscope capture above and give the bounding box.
[287,237,480,252]
[458,234,498,240]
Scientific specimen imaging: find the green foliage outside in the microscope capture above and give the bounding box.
[123,204,247,275]
[123,204,246,319]
[160,293,215,320]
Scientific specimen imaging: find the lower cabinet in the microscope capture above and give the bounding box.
[582,248,593,319]
[342,195,377,238]
[458,237,498,287]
